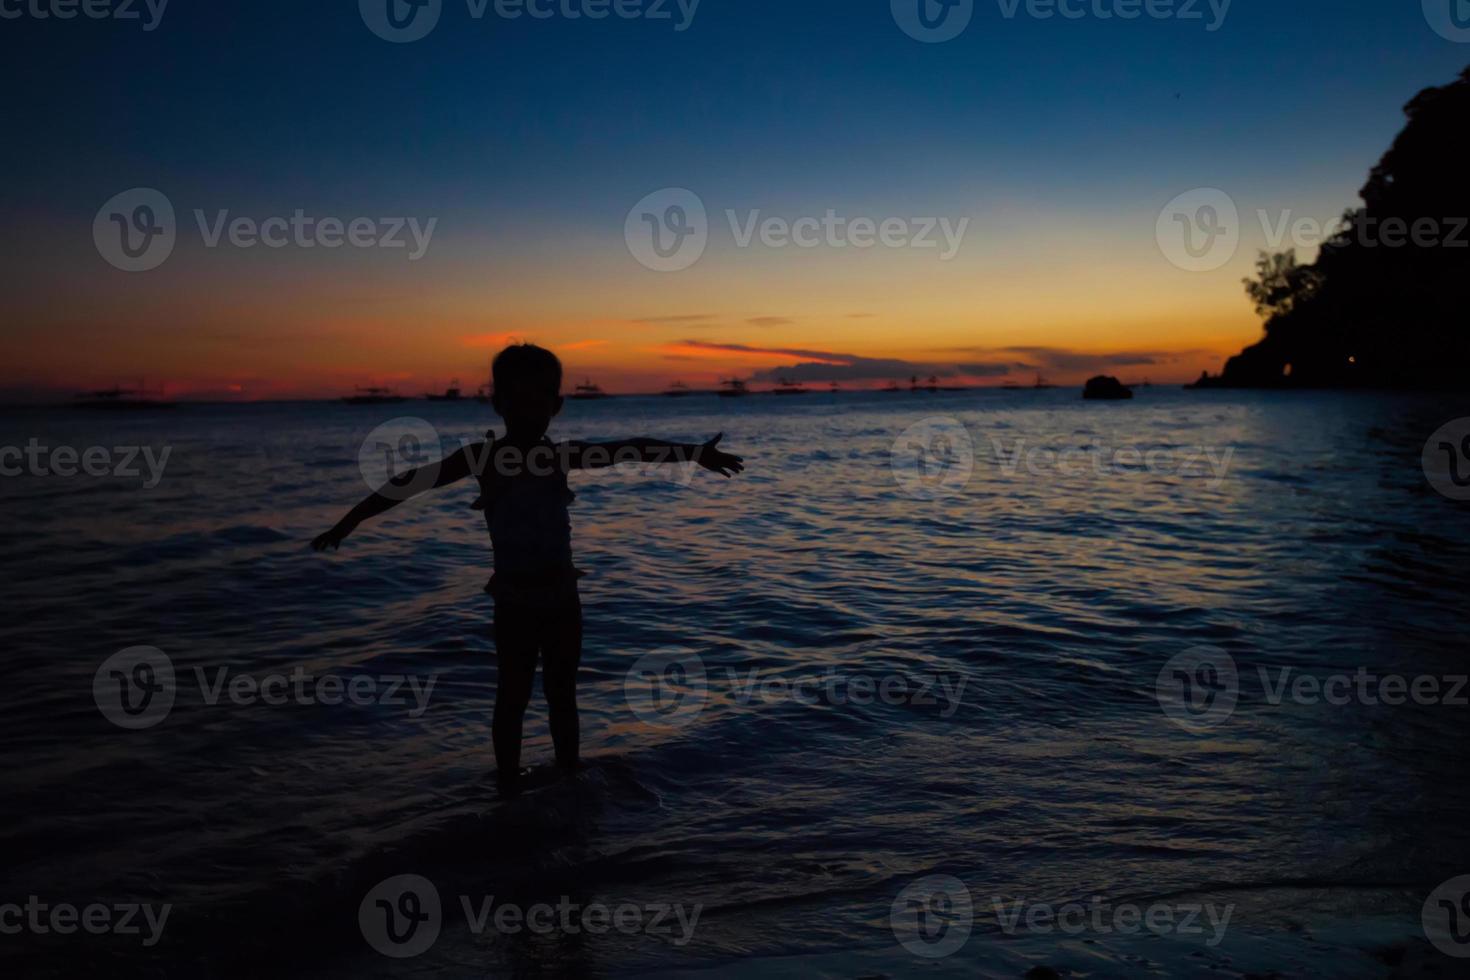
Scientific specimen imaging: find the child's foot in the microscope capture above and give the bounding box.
[495,767,531,795]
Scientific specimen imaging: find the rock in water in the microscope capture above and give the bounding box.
[1082,375,1133,400]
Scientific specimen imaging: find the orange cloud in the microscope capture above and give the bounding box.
[656,341,850,365]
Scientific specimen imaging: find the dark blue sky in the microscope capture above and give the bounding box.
[6,0,1465,218]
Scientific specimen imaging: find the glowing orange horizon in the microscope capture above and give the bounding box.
[1,218,1269,401]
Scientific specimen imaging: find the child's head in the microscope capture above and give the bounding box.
[491,343,563,439]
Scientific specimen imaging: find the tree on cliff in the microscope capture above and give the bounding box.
[1200,66,1470,389]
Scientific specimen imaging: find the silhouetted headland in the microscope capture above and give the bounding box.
[1193,66,1470,390]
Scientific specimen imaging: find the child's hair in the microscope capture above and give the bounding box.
[492,343,563,396]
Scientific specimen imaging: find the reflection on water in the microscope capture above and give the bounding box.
[3,388,1469,977]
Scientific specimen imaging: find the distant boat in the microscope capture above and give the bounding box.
[569,379,610,400]
[771,377,809,396]
[663,381,691,398]
[343,386,407,405]
[882,380,903,393]
[73,386,175,411]
[829,382,842,394]
[474,360,494,403]
[717,379,750,398]
[1033,373,1056,390]
[425,379,464,401]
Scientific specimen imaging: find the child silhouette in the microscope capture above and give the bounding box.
[313,344,743,791]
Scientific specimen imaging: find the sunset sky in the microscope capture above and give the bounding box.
[3,1,1466,399]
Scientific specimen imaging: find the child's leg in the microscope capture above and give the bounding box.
[492,602,539,780]
[540,597,584,770]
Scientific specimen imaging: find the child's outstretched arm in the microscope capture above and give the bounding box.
[564,433,744,478]
[311,441,486,551]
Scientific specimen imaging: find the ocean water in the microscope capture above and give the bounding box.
[4,388,1470,978]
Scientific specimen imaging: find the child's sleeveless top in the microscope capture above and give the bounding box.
[473,433,580,606]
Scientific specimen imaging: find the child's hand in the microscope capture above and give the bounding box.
[311,522,355,552]
[698,433,745,478]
